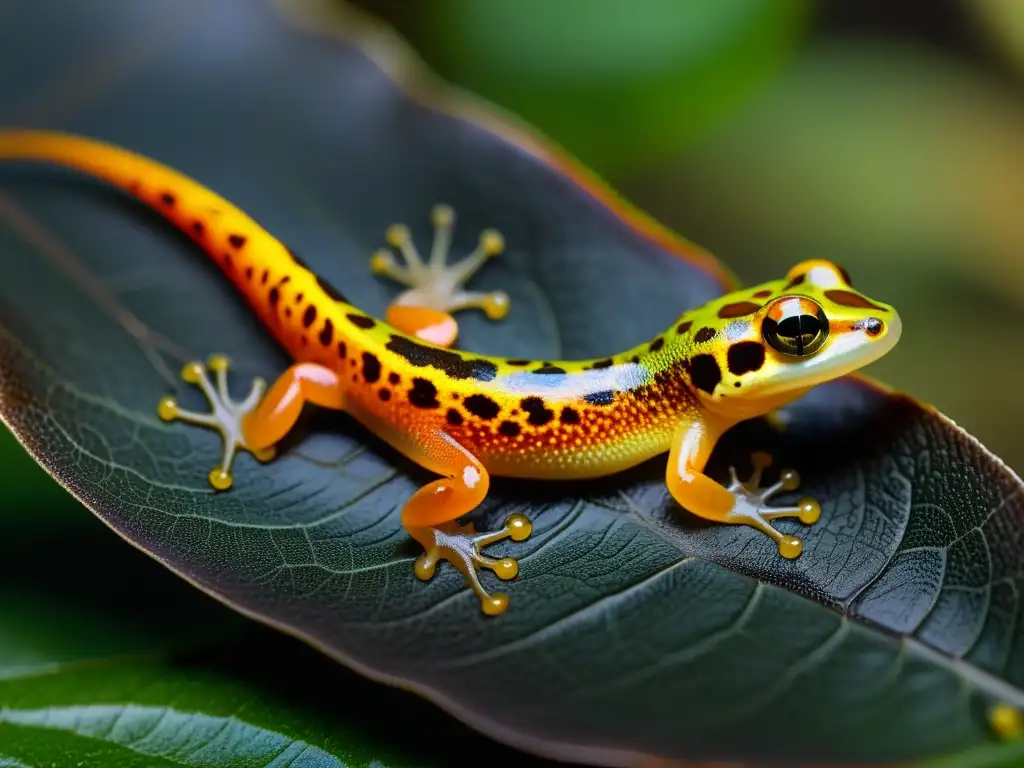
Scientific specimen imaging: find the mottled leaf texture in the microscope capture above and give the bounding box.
[0,1,1022,766]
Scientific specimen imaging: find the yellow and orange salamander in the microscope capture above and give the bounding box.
[0,131,902,615]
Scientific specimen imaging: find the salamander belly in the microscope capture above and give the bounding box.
[343,380,673,481]
[471,434,671,480]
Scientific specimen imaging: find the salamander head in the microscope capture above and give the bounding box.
[680,259,901,420]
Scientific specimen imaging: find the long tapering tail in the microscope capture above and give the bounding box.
[0,129,285,283]
[0,129,356,354]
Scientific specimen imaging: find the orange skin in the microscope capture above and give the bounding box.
[0,130,903,615]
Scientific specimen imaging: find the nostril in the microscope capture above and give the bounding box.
[865,318,883,336]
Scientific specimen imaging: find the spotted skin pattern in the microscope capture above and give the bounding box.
[0,131,903,616]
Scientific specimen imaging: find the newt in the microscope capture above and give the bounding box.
[0,130,902,615]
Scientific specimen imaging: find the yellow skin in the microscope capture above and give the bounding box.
[0,130,903,615]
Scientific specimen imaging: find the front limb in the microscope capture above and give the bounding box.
[664,418,820,558]
[159,357,345,490]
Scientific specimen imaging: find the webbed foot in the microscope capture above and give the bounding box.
[725,451,820,559]
[157,354,274,491]
[370,204,509,346]
[411,513,532,616]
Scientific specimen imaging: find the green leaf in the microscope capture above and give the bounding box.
[0,484,528,768]
[0,0,1022,765]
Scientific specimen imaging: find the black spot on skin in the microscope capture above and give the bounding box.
[385,335,498,382]
[584,390,615,406]
[718,301,761,319]
[316,274,348,303]
[318,319,333,346]
[824,289,885,311]
[590,358,614,369]
[228,234,247,249]
[560,407,580,424]
[222,253,233,270]
[408,378,440,408]
[300,336,307,346]
[727,341,766,376]
[244,266,253,281]
[631,355,641,364]
[279,276,291,286]
[378,388,391,401]
[362,352,382,383]
[337,341,347,358]
[446,408,463,426]
[347,313,376,329]
[784,273,806,289]
[295,293,304,304]
[676,320,692,335]
[533,365,566,375]
[520,396,553,426]
[261,269,269,285]
[464,394,500,420]
[269,287,280,307]
[694,327,716,344]
[302,305,317,329]
[191,221,205,236]
[753,289,773,298]
[159,192,175,206]
[649,337,664,352]
[284,308,292,319]
[499,421,521,437]
[506,359,531,366]
[388,372,400,385]
[688,354,722,394]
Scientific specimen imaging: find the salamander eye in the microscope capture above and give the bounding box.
[762,297,829,357]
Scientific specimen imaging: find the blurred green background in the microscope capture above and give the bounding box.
[7,0,1024,524]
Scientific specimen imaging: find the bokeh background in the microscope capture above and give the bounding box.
[6,1,1024,546]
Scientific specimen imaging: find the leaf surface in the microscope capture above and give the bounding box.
[0,502,458,768]
[0,1,1022,765]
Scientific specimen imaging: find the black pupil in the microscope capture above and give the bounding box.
[777,313,821,354]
